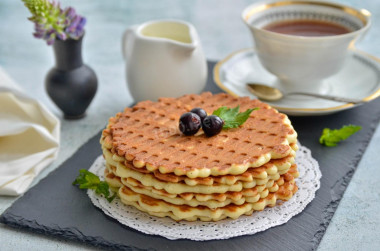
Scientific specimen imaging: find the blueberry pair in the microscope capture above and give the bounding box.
[179,108,224,137]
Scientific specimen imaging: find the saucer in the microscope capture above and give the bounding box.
[213,48,380,116]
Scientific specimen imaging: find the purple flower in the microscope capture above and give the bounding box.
[77,17,86,31]
[65,15,86,39]
[64,7,76,20]
[35,24,45,33]
[57,32,67,40]
[24,0,86,45]
[67,16,80,32]
[46,32,56,45]
[33,32,44,39]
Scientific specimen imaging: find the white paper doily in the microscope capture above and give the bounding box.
[87,144,321,241]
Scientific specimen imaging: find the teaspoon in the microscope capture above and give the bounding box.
[246,83,364,104]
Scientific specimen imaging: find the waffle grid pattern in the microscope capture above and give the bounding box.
[101,92,298,178]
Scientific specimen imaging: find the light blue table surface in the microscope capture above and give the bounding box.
[0,0,379,250]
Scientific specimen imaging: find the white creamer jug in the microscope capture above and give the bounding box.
[122,20,207,102]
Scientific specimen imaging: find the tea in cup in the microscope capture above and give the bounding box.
[242,0,371,94]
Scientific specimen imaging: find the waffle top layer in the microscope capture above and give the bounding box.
[101,92,297,178]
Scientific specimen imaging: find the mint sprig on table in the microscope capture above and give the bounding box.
[212,105,258,129]
[319,125,362,147]
[73,169,116,202]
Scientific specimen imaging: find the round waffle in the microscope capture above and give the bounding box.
[101,92,297,178]
[107,161,298,195]
[118,178,298,222]
[106,167,297,209]
[102,143,297,186]
[105,163,298,203]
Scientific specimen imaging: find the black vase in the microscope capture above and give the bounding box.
[45,35,97,119]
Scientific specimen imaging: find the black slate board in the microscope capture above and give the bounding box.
[1,61,380,251]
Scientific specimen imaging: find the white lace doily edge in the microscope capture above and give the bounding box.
[87,143,321,241]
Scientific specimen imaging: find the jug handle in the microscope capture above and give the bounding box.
[122,27,135,60]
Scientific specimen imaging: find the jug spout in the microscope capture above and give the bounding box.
[172,39,197,54]
[139,20,198,52]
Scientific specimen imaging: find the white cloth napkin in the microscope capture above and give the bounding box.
[0,67,60,196]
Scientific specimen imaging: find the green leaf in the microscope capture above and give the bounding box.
[72,170,87,185]
[212,105,258,129]
[106,193,118,203]
[319,125,361,147]
[73,169,116,203]
[212,106,229,117]
[95,181,111,198]
[235,108,256,125]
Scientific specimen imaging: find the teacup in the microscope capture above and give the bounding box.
[242,0,371,94]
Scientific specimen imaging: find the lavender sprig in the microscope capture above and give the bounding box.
[63,7,86,39]
[22,0,86,45]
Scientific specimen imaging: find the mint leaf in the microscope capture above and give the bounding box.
[212,106,228,117]
[106,193,118,203]
[72,170,87,186]
[212,105,258,129]
[78,170,100,189]
[319,125,361,147]
[235,108,256,125]
[95,181,111,197]
[73,169,116,202]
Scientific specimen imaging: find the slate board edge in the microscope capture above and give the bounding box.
[311,106,380,249]
[0,129,148,251]
[0,210,145,251]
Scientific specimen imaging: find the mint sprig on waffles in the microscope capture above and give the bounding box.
[73,169,117,202]
[212,105,258,129]
[179,105,258,137]
[319,125,361,147]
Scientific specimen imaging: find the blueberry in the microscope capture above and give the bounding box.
[202,115,224,137]
[190,108,207,122]
[179,112,201,135]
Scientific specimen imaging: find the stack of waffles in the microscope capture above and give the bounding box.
[100,93,299,221]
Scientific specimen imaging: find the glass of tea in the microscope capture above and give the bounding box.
[242,0,371,94]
